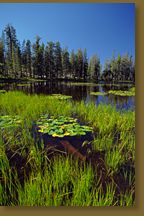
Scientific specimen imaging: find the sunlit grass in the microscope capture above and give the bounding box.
[0,91,135,206]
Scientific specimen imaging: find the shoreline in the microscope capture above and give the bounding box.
[0,77,135,85]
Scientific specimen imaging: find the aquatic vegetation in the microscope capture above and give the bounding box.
[108,88,135,96]
[66,82,105,87]
[50,94,72,100]
[90,88,135,97]
[119,189,135,206]
[66,82,134,87]
[105,148,125,174]
[0,115,22,129]
[0,89,6,94]
[92,184,116,206]
[17,83,31,87]
[36,115,93,137]
[0,91,135,206]
[129,87,135,93]
[90,91,107,96]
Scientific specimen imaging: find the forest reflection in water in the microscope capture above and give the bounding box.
[0,81,135,111]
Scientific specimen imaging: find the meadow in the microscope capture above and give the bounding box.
[0,90,135,206]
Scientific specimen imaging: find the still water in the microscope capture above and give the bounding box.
[0,81,135,111]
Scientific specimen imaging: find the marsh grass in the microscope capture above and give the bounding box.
[119,189,135,206]
[92,183,117,206]
[105,147,125,174]
[0,91,135,206]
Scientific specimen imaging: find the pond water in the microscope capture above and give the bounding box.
[0,81,135,111]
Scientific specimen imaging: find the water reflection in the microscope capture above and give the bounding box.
[0,81,135,111]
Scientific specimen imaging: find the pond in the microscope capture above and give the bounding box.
[0,82,135,206]
[0,81,135,111]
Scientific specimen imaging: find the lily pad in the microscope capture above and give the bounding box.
[108,89,135,96]
[90,92,107,96]
[0,90,6,94]
[0,115,22,129]
[50,94,72,100]
[36,115,93,138]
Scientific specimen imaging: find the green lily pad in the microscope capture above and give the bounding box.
[50,94,72,100]
[0,90,6,94]
[108,89,135,96]
[0,115,22,129]
[36,115,93,138]
[90,92,107,96]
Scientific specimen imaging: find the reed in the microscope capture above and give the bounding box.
[0,91,135,206]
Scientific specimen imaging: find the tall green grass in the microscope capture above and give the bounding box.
[0,91,135,206]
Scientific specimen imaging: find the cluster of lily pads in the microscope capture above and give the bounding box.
[90,87,135,97]
[108,89,135,96]
[90,92,107,96]
[36,115,93,137]
[0,89,6,94]
[50,94,72,100]
[17,83,31,87]
[0,115,22,129]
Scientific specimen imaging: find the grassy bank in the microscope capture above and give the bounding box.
[0,91,135,206]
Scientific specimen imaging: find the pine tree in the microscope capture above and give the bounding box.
[62,47,70,79]
[88,55,100,81]
[131,59,135,82]
[44,44,50,79]
[101,54,135,82]
[32,36,40,78]
[4,24,18,78]
[15,42,22,78]
[120,53,131,81]
[110,54,118,81]
[21,40,27,77]
[25,40,32,77]
[70,49,76,80]
[32,36,44,79]
[102,60,112,82]
[1,24,135,83]
[44,41,55,80]
[76,49,83,80]
[83,48,88,81]
[39,43,45,79]
[116,54,121,81]
[0,38,5,77]
[54,41,62,79]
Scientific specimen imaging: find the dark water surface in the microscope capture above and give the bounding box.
[0,81,135,111]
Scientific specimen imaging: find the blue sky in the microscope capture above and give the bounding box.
[0,3,135,67]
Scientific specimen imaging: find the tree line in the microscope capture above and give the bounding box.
[0,24,135,82]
